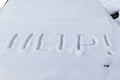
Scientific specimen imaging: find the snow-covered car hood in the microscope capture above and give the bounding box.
[0,0,120,80]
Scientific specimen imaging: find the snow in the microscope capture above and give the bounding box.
[0,0,7,8]
[99,0,120,79]
[100,0,120,14]
[0,0,120,80]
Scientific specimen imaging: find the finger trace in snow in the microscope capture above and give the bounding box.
[77,34,81,50]
[40,33,60,51]
[104,35,110,47]
[22,33,33,49]
[80,34,96,47]
[0,0,119,79]
[5,33,101,53]
[36,33,44,50]
[7,34,18,49]
[58,34,64,50]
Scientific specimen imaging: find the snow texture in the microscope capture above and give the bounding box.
[0,0,120,80]
[100,0,120,14]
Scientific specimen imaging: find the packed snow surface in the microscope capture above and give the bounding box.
[0,0,120,80]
